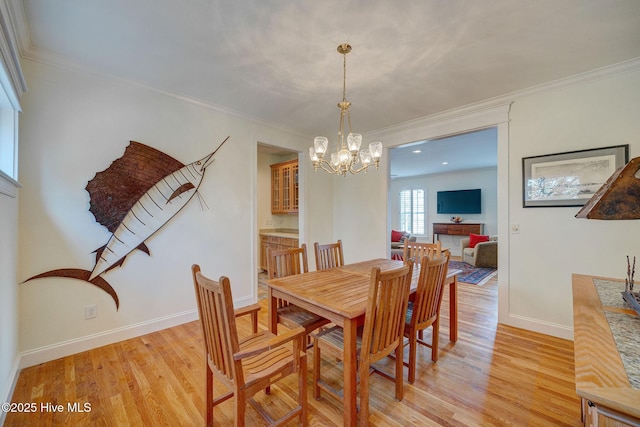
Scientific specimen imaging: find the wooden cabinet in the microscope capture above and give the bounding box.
[432,222,483,242]
[259,234,299,273]
[271,159,298,214]
[572,274,640,426]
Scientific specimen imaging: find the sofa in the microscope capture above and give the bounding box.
[390,230,416,260]
[460,234,498,268]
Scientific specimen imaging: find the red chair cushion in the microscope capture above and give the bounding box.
[391,229,404,242]
[468,233,490,249]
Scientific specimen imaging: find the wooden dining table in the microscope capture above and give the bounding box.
[267,258,461,426]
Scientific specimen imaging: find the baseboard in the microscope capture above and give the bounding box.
[0,356,21,425]
[18,309,199,369]
[503,313,574,341]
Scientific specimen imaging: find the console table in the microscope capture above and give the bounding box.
[572,273,640,426]
[432,222,483,243]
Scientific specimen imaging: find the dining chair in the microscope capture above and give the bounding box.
[191,265,307,426]
[267,244,330,337]
[403,252,450,383]
[313,239,345,271]
[312,262,413,425]
[402,239,442,264]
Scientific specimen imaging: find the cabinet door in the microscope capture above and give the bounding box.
[270,160,299,214]
[271,165,282,214]
[282,163,291,211]
[291,162,299,212]
[259,236,269,271]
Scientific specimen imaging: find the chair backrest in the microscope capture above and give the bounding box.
[403,240,442,265]
[314,240,345,271]
[410,253,450,330]
[360,262,413,365]
[191,265,243,387]
[267,244,309,279]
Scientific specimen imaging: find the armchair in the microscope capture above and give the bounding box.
[460,235,498,268]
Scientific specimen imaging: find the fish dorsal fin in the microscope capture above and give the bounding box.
[85,142,185,232]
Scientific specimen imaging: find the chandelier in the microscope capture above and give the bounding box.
[309,43,382,176]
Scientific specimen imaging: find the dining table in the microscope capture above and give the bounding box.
[267,258,461,426]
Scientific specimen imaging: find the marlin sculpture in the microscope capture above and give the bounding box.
[24,137,229,309]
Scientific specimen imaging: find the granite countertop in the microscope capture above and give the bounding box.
[593,278,640,389]
[260,229,299,238]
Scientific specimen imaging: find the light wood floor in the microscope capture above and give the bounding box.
[5,273,582,426]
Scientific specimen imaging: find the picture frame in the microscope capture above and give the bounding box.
[522,145,629,208]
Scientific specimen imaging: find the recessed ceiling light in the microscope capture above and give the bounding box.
[442,161,449,165]
[412,149,422,154]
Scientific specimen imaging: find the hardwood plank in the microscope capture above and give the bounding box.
[5,273,582,426]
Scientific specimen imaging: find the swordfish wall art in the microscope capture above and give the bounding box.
[23,137,230,310]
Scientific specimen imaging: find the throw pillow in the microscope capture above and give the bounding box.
[391,229,404,242]
[468,233,490,249]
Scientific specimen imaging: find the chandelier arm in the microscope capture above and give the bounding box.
[318,159,339,174]
[349,163,371,175]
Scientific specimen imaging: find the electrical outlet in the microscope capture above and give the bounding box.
[85,304,97,319]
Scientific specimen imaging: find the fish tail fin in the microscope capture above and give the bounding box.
[22,268,120,310]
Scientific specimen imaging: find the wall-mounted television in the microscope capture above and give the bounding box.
[436,189,481,214]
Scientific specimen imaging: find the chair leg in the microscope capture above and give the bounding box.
[431,320,439,362]
[205,364,213,427]
[313,340,322,400]
[235,389,245,427]
[395,344,404,401]
[408,332,417,384]
[358,364,370,427]
[300,353,308,426]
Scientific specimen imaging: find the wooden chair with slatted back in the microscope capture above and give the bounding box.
[313,240,345,271]
[267,244,330,337]
[191,265,307,427]
[312,262,414,425]
[403,252,450,383]
[402,240,442,265]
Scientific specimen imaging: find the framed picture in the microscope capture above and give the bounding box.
[522,145,628,207]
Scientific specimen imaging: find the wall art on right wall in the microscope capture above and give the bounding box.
[522,144,628,208]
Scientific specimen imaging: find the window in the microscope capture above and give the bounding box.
[0,7,26,197]
[399,188,425,235]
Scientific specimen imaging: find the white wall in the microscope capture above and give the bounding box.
[0,189,19,412]
[506,69,640,336]
[389,167,498,255]
[16,59,309,366]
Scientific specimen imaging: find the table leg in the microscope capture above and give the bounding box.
[449,276,458,342]
[342,319,358,426]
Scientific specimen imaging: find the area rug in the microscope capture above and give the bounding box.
[448,260,497,286]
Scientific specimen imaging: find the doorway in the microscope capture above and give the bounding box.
[256,143,300,299]
[388,127,498,257]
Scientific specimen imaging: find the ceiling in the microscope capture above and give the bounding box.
[389,128,497,178]
[10,0,640,175]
